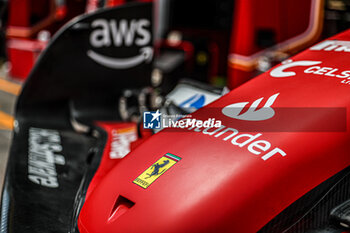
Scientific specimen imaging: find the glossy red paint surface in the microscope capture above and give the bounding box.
[79,30,350,232]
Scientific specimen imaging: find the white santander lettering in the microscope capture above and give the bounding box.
[187,124,287,161]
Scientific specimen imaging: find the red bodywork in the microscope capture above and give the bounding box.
[78,30,350,232]
[7,39,46,79]
[6,0,85,80]
[228,0,324,88]
[86,122,153,200]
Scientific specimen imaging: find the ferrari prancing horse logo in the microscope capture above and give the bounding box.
[144,160,170,179]
[133,153,181,189]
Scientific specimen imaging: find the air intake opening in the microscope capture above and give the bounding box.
[109,195,135,221]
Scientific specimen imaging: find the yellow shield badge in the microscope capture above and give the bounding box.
[133,153,181,189]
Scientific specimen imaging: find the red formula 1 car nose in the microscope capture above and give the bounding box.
[78,30,350,233]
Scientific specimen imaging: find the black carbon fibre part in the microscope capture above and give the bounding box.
[306,226,343,233]
[0,3,153,232]
[330,199,350,229]
[259,166,350,233]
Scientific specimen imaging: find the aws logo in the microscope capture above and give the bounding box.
[87,18,152,69]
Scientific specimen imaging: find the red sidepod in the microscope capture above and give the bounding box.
[78,30,350,233]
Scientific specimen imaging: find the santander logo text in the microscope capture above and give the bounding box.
[87,18,152,69]
[222,93,279,121]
